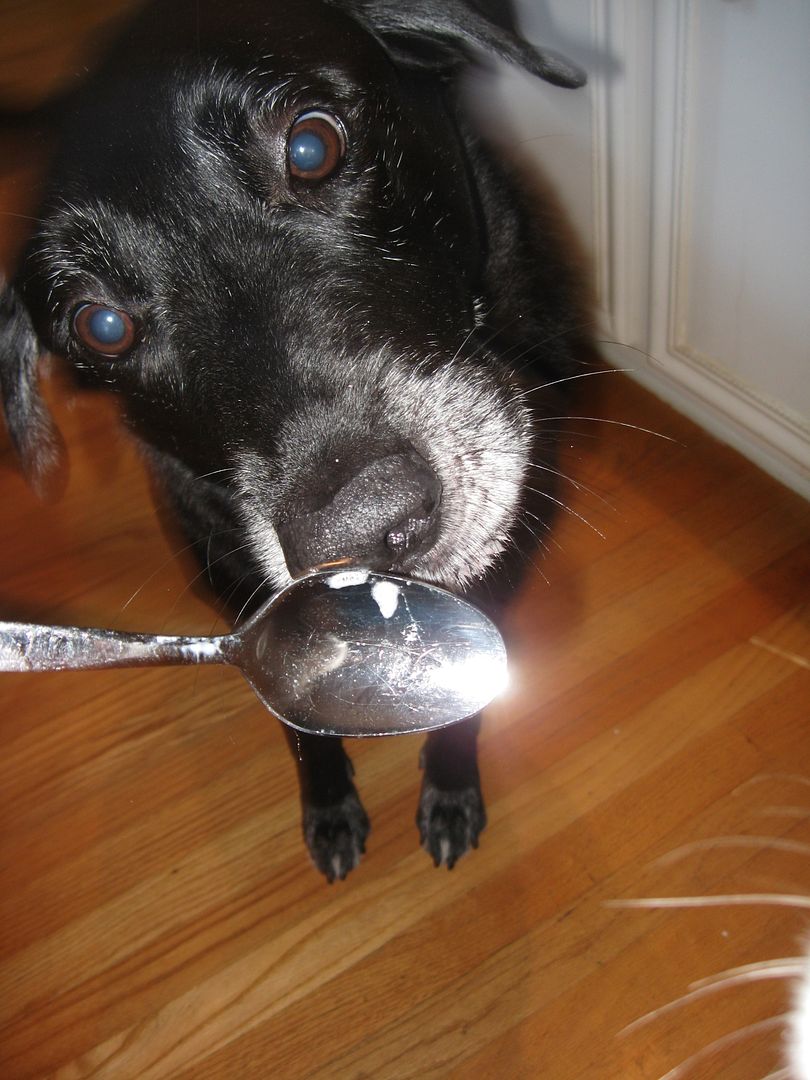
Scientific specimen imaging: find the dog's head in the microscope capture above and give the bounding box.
[0,0,585,592]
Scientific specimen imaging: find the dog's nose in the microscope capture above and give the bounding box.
[277,449,441,577]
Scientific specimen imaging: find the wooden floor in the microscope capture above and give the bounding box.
[2,9,810,1080]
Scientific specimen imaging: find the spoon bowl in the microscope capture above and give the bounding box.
[0,570,507,736]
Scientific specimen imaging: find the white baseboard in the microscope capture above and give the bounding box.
[602,341,810,501]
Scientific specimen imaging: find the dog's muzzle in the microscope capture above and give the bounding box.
[276,447,441,577]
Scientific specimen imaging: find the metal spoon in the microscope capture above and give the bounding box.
[0,569,507,736]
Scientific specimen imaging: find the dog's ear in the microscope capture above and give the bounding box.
[330,0,586,87]
[0,279,66,500]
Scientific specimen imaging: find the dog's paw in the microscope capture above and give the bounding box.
[416,777,487,869]
[303,792,370,883]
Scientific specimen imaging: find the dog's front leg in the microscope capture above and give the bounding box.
[284,729,369,883]
[417,716,486,869]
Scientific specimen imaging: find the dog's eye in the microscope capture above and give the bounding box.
[287,111,345,181]
[72,303,137,356]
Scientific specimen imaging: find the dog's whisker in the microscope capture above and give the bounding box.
[735,773,810,793]
[519,504,562,542]
[504,533,554,585]
[531,426,601,442]
[512,318,598,371]
[205,531,216,587]
[750,636,810,671]
[653,1014,788,1080]
[537,416,679,442]
[620,959,805,1037]
[594,338,661,365]
[192,466,237,483]
[156,540,257,632]
[119,527,243,612]
[514,514,554,556]
[233,575,276,626]
[690,958,807,993]
[474,317,593,377]
[214,571,256,619]
[208,571,258,635]
[513,523,551,583]
[525,485,606,539]
[526,460,618,513]
[448,321,486,367]
[473,305,577,356]
[513,131,577,147]
[461,315,525,365]
[608,893,810,911]
[654,835,810,866]
[758,806,810,819]
[0,211,47,224]
[522,365,634,396]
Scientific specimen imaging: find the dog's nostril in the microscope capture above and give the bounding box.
[277,448,441,576]
[386,514,433,557]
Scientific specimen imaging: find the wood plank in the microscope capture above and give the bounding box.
[2,7,810,1079]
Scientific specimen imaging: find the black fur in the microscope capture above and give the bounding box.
[0,0,587,880]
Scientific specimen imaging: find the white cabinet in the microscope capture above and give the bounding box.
[474,0,810,498]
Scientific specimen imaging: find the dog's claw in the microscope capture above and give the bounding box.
[416,777,486,869]
[303,792,370,882]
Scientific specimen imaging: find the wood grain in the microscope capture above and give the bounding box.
[2,8,810,1078]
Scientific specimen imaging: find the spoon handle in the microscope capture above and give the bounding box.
[0,621,226,673]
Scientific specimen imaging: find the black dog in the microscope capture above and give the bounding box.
[0,0,587,881]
